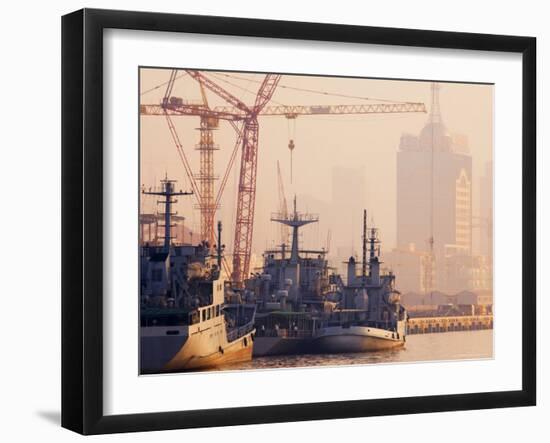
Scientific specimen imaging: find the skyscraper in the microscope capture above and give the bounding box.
[396,83,472,292]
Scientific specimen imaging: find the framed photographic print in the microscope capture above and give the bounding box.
[61,8,536,435]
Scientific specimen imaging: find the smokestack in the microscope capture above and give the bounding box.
[347,256,356,286]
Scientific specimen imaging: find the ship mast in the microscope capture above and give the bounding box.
[142,174,192,251]
[217,220,223,269]
[368,224,381,275]
[271,196,318,264]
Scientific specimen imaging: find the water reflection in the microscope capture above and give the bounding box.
[215,330,493,372]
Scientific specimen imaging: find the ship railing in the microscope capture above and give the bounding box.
[226,322,255,343]
[270,212,319,222]
[255,329,314,339]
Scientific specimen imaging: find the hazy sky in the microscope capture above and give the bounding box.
[140,68,493,259]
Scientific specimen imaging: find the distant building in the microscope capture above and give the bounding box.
[441,249,473,294]
[456,289,493,306]
[396,83,472,293]
[401,289,493,312]
[400,290,451,307]
[139,213,194,246]
[470,255,492,291]
[384,247,434,294]
[479,162,493,258]
[174,221,194,246]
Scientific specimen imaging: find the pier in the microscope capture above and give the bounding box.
[408,315,493,335]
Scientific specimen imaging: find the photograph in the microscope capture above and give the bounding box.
[138,68,494,374]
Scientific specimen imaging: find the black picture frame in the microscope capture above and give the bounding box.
[62,8,536,435]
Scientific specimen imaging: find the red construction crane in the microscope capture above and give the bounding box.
[185,70,281,285]
[140,70,427,286]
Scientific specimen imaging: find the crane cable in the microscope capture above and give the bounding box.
[142,70,418,105]
[208,72,286,106]
[208,72,413,104]
[141,72,187,96]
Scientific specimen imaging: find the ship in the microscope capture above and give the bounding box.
[244,197,343,356]
[312,210,408,352]
[139,176,255,373]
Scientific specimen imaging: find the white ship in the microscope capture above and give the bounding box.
[312,210,408,352]
[140,268,255,372]
[139,177,255,373]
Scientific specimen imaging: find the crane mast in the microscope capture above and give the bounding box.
[194,77,220,249]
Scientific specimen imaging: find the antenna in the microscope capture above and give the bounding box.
[430,82,443,125]
[368,224,380,261]
[362,209,367,287]
[143,176,192,250]
[217,220,223,269]
[271,196,318,265]
[276,160,289,246]
[427,82,437,294]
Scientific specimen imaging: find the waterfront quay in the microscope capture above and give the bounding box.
[407,315,493,335]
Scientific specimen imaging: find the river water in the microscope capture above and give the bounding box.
[217,330,493,371]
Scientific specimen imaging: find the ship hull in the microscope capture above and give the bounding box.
[140,332,189,373]
[312,325,405,353]
[164,331,254,371]
[253,336,313,357]
[140,324,254,373]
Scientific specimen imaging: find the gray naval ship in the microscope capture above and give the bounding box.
[313,211,408,353]
[139,177,255,373]
[246,204,407,356]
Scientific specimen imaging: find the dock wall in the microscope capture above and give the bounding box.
[408,315,493,335]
